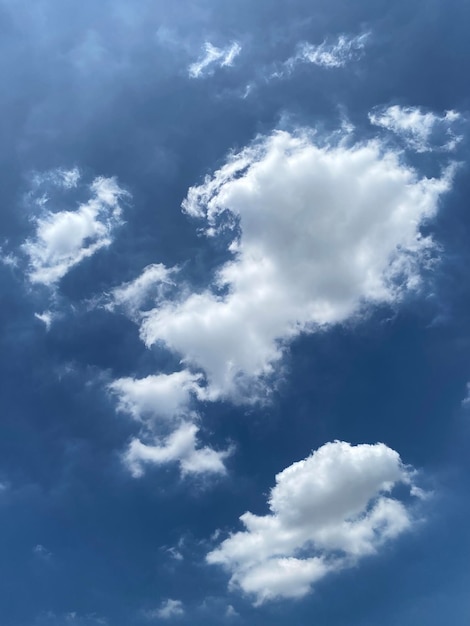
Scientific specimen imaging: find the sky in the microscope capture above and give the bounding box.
[0,0,469,624]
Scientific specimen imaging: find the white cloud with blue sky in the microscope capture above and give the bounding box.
[0,0,469,625]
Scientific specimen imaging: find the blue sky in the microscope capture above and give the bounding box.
[0,0,469,624]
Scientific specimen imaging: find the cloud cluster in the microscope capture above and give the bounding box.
[23,170,127,286]
[188,42,241,79]
[124,423,230,478]
[207,441,420,604]
[369,105,462,153]
[109,373,230,477]
[106,119,454,477]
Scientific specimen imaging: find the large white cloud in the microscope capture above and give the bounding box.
[207,441,421,604]
[137,129,451,399]
[369,105,462,153]
[23,172,127,286]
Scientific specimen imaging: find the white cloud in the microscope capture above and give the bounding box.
[108,371,203,423]
[31,167,81,191]
[34,612,107,626]
[188,41,241,78]
[58,167,81,189]
[34,311,54,330]
[462,382,470,407]
[207,441,420,604]
[33,544,52,560]
[138,128,451,399]
[124,422,231,478]
[146,599,184,620]
[281,32,368,75]
[23,173,128,286]
[107,118,454,478]
[0,247,18,268]
[225,604,239,618]
[109,371,232,477]
[107,263,177,315]
[166,546,184,561]
[369,105,462,152]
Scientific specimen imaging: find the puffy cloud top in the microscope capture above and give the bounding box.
[139,129,451,399]
[207,441,420,604]
[109,371,203,424]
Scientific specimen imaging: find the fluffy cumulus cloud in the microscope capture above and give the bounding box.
[188,41,241,78]
[124,422,230,478]
[137,128,451,399]
[107,119,453,477]
[109,371,203,423]
[207,441,421,604]
[22,170,128,286]
[369,105,463,152]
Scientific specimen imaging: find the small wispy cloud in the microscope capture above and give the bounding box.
[369,105,463,152]
[296,32,369,68]
[33,544,53,560]
[30,167,81,191]
[0,242,19,268]
[166,546,184,561]
[106,263,177,316]
[145,599,185,620]
[34,611,108,625]
[275,32,369,78]
[34,311,55,331]
[462,382,470,407]
[225,605,239,618]
[188,41,241,78]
